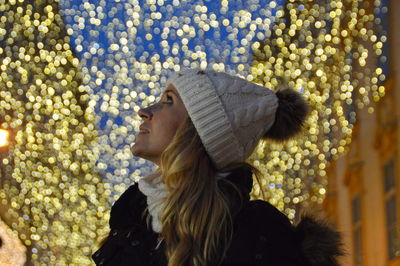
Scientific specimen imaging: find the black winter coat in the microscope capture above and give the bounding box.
[92,167,342,266]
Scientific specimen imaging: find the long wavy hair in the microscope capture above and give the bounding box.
[155,117,260,266]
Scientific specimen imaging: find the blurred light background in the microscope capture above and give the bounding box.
[0,0,397,265]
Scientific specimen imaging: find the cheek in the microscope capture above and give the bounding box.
[152,108,187,147]
[163,119,182,139]
[159,116,183,141]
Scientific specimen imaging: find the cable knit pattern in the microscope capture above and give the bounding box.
[167,70,245,170]
[167,69,279,170]
[138,172,166,233]
[137,171,231,233]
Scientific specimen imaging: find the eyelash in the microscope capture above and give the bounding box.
[163,95,173,104]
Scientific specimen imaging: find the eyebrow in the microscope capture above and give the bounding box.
[164,89,178,96]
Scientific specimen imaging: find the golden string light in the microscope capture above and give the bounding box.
[0,0,388,263]
[249,0,387,218]
[0,0,109,264]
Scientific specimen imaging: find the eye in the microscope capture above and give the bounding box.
[163,95,173,104]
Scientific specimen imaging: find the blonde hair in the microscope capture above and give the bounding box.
[157,118,259,266]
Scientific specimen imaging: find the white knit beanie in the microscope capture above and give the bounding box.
[166,69,308,171]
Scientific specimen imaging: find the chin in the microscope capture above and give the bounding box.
[130,144,142,157]
[131,146,152,161]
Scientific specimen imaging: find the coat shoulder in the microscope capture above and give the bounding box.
[223,200,344,266]
[222,200,306,265]
[109,183,148,229]
[237,200,292,228]
[92,183,158,265]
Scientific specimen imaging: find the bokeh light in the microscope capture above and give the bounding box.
[248,0,388,218]
[0,129,9,147]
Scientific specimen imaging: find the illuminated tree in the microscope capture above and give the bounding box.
[249,0,387,217]
[0,0,109,264]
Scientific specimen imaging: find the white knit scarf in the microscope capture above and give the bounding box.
[138,170,231,233]
[138,170,166,233]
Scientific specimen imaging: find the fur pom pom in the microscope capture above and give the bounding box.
[264,89,308,141]
[295,215,344,266]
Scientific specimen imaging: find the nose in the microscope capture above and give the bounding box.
[138,106,153,120]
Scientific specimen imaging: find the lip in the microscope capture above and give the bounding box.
[139,125,150,134]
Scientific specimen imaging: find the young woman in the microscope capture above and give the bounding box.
[92,69,343,266]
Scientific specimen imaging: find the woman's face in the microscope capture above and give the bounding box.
[131,84,188,165]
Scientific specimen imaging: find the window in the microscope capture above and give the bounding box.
[383,159,399,260]
[352,194,362,266]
